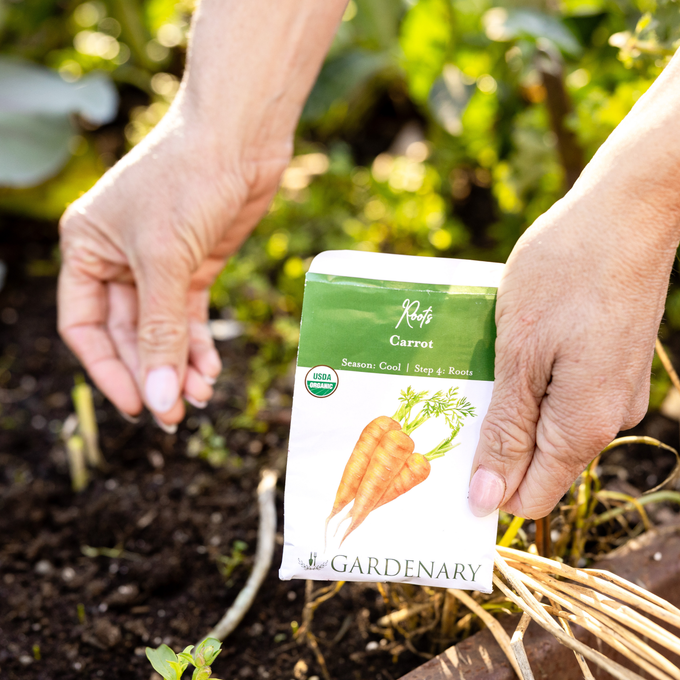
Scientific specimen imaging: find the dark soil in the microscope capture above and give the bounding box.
[1,225,679,680]
[0,232,419,680]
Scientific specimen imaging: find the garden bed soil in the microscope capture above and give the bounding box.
[2,226,680,680]
[0,247,420,680]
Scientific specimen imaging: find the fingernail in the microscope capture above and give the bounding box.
[145,366,179,414]
[468,468,505,517]
[202,375,216,386]
[185,395,208,409]
[153,415,177,435]
[116,409,140,424]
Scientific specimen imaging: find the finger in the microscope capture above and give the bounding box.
[134,246,191,416]
[187,290,221,382]
[58,263,142,415]
[502,360,623,518]
[107,281,140,382]
[468,314,552,518]
[184,366,214,409]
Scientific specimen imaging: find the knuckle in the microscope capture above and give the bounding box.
[138,319,186,354]
[480,412,534,464]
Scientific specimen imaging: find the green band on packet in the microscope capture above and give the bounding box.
[280,251,503,593]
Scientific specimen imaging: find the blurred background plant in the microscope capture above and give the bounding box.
[2,0,680,419]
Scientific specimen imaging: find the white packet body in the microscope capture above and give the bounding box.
[279,251,503,593]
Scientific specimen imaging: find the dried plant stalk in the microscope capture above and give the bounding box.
[494,546,680,680]
[499,546,680,628]
[204,470,277,642]
[448,588,526,679]
[492,573,645,680]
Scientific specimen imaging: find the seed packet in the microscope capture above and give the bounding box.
[279,251,503,592]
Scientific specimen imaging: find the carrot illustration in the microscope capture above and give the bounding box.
[340,429,415,544]
[374,432,461,511]
[325,415,401,529]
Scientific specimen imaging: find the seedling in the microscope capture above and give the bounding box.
[64,377,106,491]
[72,376,105,468]
[146,638,223,680]
[187,421,238,468]
[216,540,248,586]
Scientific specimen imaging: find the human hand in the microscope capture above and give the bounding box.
[58,101,290,429]
[58,0,346,430]
[467,48,680,520]
[468,200,671,518]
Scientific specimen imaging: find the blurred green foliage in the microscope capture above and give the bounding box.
[1,0,679,422]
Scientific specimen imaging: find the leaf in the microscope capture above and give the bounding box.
[302,49,390,123]
[428,64,474,136]
[193,638,222,667]
[178,650,195,668]
[192,667,212,680]
[146,645,182,680]
[0,57,118,187]
[0,112,73,187]
[0,57,118,124]
[483,8,582,56]
[354,0,402,49]
[400,0,453,103]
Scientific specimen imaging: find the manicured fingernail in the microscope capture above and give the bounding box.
[153,415,177,434]
[145,366,179,414]
[185,395,208,409]
[116,409,140,424]
[202,375,216,386]
[468,468,505,517]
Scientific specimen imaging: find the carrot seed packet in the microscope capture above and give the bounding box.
[279,251,503,592]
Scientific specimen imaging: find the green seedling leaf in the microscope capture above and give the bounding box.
[168,660,187,678]
[193,638,222,667]
[178,652,195,667]
[192,666,212,680]
[146,645,182,680]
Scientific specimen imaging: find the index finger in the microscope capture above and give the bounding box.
[58,261,143,415]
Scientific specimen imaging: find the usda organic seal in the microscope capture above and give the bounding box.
[305,366,339,398]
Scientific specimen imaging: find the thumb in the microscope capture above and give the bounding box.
[468,345,549,519]
[135,255,191,415]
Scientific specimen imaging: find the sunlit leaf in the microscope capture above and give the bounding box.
[400,0,452,103]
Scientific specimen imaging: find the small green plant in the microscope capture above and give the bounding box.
[145,638,223,680]
[216,540,248,586]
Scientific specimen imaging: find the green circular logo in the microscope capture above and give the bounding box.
[305,366,339,398]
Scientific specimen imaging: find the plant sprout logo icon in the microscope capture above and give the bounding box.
[298,551,328,571]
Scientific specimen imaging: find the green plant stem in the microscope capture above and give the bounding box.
[498,516,525,548]
[424,441,459,461]
[588,491,680,528]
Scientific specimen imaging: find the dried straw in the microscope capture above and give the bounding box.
[490,546,680,680]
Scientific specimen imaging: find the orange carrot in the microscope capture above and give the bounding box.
[341,429,414,544]
[326,416,401,528]
[373,453,431,510]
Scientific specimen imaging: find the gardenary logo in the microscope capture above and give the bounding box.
[298,551,328,571]
[305,366,339,398]
[395,298,433,330]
